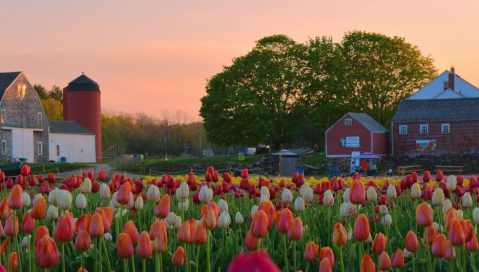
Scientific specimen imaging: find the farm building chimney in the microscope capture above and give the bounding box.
[449,66,455,90]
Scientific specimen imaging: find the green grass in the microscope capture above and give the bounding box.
[26,162,88,174]
[301,152,325,165]
[142,154,265,167]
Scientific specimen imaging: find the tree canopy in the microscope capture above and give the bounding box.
[200,31,437,150]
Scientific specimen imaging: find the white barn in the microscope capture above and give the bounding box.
[408,67,479,100]
[49,121,96,163]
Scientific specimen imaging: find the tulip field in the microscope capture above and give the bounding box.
[0,166,478,272]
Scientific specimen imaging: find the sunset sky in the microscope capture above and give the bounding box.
[1,1,478,121]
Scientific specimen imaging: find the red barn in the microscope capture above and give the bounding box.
[392,98,479,155]
[326,113,388,158]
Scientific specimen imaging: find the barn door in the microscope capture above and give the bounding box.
[11,129,34,162]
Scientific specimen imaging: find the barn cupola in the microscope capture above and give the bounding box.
[63,73,102,162]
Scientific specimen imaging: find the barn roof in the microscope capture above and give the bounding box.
[0,72,22,99]
[347,113,388,133]
[392,98,479,122]
[50,121,95,135]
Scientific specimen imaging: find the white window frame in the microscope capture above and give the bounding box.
[1,140,6,155]
[1,109,5,124]
[56,145,60,156]
[37,112,42,126]
[399,125,407,135]
[38,142,43,156]
[420,124,429,134]
[442,124,450,134]
[345,118,352,126]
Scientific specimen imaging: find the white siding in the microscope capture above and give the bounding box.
[49,133,96,163]
[11,128,35,162]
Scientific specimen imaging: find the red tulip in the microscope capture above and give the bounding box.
[5,252,18,270]
[116,182,132,205]
[353,214,370,241]
[449,218,465,246]
[276,208,293,234]
[303,241,319,261]
[172,246,185,266]
[227,251,280,272]
[319,247,335,266]
[35,226,50,248]
[416,202,433,227]
[258,200,276,229]
[31,197,46,219]
[74,230,91,252]
[177,221,192,244]
[379,251,391,270]
[444,240,456,260]
[117,233,134,258]
[192,223,206,245]
[4,215,19,236]
[423,171,431,183]
[154,195,170,219]
[360,254,376,272]
[54,213,74,242]
[8,185,23,210]
[47,173,55,184]
[466,232,479,252]
[319,258,332,272]
[287,217,303,241]
[432,234,447,258]
[405,231,419,252]
[124,220,140,244]
[98,170,106,181]
[21,165,31,177]
[21,210,35,234]
[435,171,444,182]
[136,231,152,259]
[251,210,269,239]
[36,236,60,268]
[89,213,105,238]
[349,179,365,204]
[372,233,387,255]
[423,225,436,245]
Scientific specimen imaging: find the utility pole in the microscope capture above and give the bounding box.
[164,137,168,161]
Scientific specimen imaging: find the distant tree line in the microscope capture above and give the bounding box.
[200,31,438,151]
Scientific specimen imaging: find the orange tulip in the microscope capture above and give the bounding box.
[77,268,88,272]
[416,202,433,227]
[349,179,365,205]
[35,226,50,248]
[102,207,114,226]
[444,240,456,260]
[203,207,218,230]
[201,202,219,219]
[432,234,447,258]
[466,232,479,252]
[8,185,23,210]
[287,217,303,241]
[276,208,293,234]
[95,208,112,233]
[75,213,91,234]
[392,249,404,268]
[245,230,258,251]
[319,258,332,272]
[116,182,132,205]
[154,195,170,219]
[379,251,391,270]
[360,254,376,272]
[460,219,474,242]
[152,230,168,253]
[177,221,192,243]
[4,215,19,237]
[319,247,335,266]
[304,241,319,262]
[74,230,91,252]
[21,210,35,234]
[89,213,105,238]
[251,210,269,239]
[258,200,276,228]
[6,252,18,270]
[54,213,74,242]
[449,218,465,246]
[189,219,198,238]
[36,236,60,268]
[0,198,11,221]
[405,231,419,252]
[332,222,348,246]
[117,233,134,258]
[353,214,370,241]
[172,246,185,267]
[31,197,46,219]
[149,219,167,241]
[124,220,140,244]
[444,208,458,231]
[1,238,9,255]
[372,233,387,255]
[136,231,152,259]
[192,223,207,245]
[423,225,436,246]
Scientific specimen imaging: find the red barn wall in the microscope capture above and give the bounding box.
[326,114,372,157]
[393,120,479,155]
[373,132,389,155]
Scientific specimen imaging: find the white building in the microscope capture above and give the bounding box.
[408,67,479,100]
[49,121,96,163]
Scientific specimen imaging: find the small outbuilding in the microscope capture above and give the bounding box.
[49,121,96,162]
[325,113,389,158]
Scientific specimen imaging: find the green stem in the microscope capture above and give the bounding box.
[412,252,416,272]
[184,242,189,272]
[154,252,160,272]
[131,255,136,272]
[305,262,310,272]
[13,210,23,272]
[462,246,466,271]
[81,252,84,272]
[471,252,476,272]
[293,241,297,272]
[207,229,212,272]
[142,259,146,272]
[94,239,97,272]
[62,242,65,272]
[159,252,163,272]
[102,237,112,272]
[283,234,289,272]
[123,258,128,272]
[196,246,200,272]
[339,246,345,272]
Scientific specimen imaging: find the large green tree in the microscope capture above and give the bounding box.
[339,31,437,126]
[200,35,310,150]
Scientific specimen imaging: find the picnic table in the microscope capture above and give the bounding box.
[396,165,424,176]
[436,165,464,175]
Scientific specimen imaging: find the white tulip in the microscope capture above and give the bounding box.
[442,199,452,214]
[250,205,258,218]
[22,192,31,207]
[294,197,305,212]
[199,186,213,203]
[235,212,244,224]
[22,235,31,249]
[100,184,111,199]
[135,196,144,210]
[165,212,178,226]
[366,187,377,202]
[178,199,189,211]
[125,193,135,209]
[218,211,231,229]
[379,205,389,215]
[47,205,58,220]
[48,188,59,206]
[323,190,334,207]
[81,178,92,193]
[260,194,269,203]
[381,214,392,226]
[104,233,113,242]
[57,190,72,210]
[365,233,373,243]
[343,188,350,203]
[410,183,421,199]
[282,189,293,203]
[446,175,457,191]
[432,222,443,233]
[32,194,43,205]
[75,194,87,209]
[114,209,128,218]
[301,185,314,203]
[176,182,189,202]
[174,215,182,229]
[346,201,358,217]
[473,207,479,224]
[387,185,397,199]
[432,189,445,206]
[462,192,473,208]
[147,185,161,203]
[218,199,229,214]
[340,203,349,218]
[403,249,411,258]
[260,186,270,199]
[457,209,464,219]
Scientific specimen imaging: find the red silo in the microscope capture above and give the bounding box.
[63,73,102,162]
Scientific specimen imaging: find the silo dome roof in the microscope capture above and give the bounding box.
[67,73,100,92]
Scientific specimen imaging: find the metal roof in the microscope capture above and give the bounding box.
[392,98,479,122]
[347,112,388,133]
[50,121,95,135]
[67,73,100,92]
[0,72,21,99]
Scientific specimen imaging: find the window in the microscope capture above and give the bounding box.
[420,124,429,134]
[56,145,60,156]
[38,142,43,156]
[1,109,5,124]
[442,124,450,134]
[37,113,42,126]
[1,141,6,155]
[345,118,352,126]
[17,84,26,99]
[399,125,407,135]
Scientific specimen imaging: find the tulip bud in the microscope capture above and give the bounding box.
[176,182,189,202]
[343,188,350,203]
[392,249,404,268]
[387,185,397,198]
[48,188,59,206]
[300,185,313,203]
[81,178,92,193]
[147,185,161,203]
[366,187,377,202]
[442,199,453,214]
[125,193,135,209]
[281,189,293,203]
[199,186,213,203]
[340,203,349,218]
[432,188,445,206]
[76,194,87,209]
[410,183,421,199]
[473,207,479,224]
[135,196,144,210]
[379,205,389,215]
[218,211,231,229]
[33,194,43,205]
[260,186,270,199]
[47,205,58,220]
[462,192,473,208]
[457,209,464,219]
[57,190,72,210]
[381,214,392,226]
[104,233,113,242]
[323,190,334,207]
[100,184,111,199]
[250,205,258,218]
[22,192,31,207]
[446,175,457,191]
[22,235,31,249]
[218,199,229,214]
[294,197,305,212]
[235,212,244,224]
